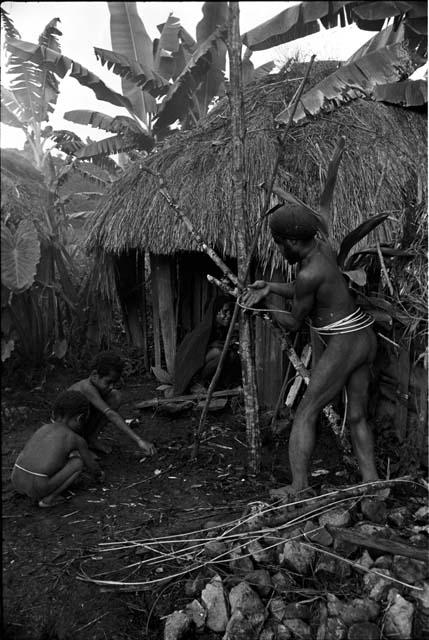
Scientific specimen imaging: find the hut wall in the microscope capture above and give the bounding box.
[150,254,176,374]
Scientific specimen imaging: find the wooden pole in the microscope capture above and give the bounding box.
[227,1,261,475]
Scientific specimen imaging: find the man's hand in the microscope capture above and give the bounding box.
[138,439,156,456]
[242,281,270,308]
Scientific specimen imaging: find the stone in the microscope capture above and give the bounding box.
[224,582,266,640]
[201,574,228,633]
[357,550,374,571]
[272,622,292,640]
[203,520,223,533]
[247,539,273,564]
[347,621,380,640]
[280,539,316,574]
[325,617,347,640]
[244,569,272,598]
[184,572,205,597]
[163,610,192,640]
[414,506,429,523]
[327,594,343,617]
[388,507,409,528]
[229,546,254,574]
[283,602,311,620]
[384,589,414,639]
[411,581,429,640]
[269,596,287,621]
[272,571,293,593]
[392,555,429,584]
[319,508,351,528]
[373,555,392,569]
[282,618,312,639]
[315,555,351,579]
[361,499,387,524]
[184,599,206,629]
[339,598,379,626]
[303,519,333,546]
[259,625,276,640]
[363,569,394,601]
[204,540,229,558]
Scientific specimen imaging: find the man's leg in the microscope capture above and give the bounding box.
[346,364,379,483]
[38,455,84,507]
[286,331,374,494]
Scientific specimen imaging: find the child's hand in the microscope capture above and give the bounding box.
[138,439,156,456]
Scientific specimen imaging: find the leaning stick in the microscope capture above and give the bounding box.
[140,167,240,288]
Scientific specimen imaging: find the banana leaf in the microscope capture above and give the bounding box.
[94,47,169,98]
[337,213,389,268]
[1,85,26,126]
[36,18,62,119]
[1,220,41,292]
[6,39,134,112]
[153,26,227,133]
[0,7,20,39]
[64,110,143,134]
[373,77,427,106]
[49,129,85,154]
[74,132,154,158]
[108,1,157,119]
[194,2,228,113]
[276,41,412,124]
[154,13,182,80]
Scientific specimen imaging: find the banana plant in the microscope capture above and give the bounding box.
[241,1,427,123]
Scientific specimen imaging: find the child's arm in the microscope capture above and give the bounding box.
[84,385,156,455]
[72,434,104,480]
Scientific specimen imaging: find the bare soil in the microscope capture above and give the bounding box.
[2,367,344,640]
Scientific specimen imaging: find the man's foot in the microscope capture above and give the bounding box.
[38,495,67,508]
[270,485,317,505]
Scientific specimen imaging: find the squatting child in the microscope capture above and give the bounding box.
[11,391,104,508]
[68,351,155,456]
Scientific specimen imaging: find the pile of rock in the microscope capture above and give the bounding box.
[163,491,429,640]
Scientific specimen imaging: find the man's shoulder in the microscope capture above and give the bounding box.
[69,378,96,398]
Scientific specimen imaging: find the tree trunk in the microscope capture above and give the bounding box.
[228,2,261,475]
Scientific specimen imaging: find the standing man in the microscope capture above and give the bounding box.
[243,203,381,498]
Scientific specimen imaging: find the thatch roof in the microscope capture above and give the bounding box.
[87,61,427,273]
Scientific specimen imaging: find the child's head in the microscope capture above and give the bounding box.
[53,391,90,430]
[90,351,124,394]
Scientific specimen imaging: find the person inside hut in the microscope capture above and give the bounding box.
[243,203,383,500]
[173,296,240,395]
[68,351,155,457]
[11,391,105,508]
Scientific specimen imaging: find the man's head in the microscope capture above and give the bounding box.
[268,203,318,264]
[90,351,124,395]
[53,391,90,430]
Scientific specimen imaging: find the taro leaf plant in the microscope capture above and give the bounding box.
[0,10,114,366]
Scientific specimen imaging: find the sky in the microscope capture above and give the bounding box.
[0,1,376,150]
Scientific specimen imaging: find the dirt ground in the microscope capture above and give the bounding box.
[2,366,345,640]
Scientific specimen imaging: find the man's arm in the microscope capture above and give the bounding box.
[268,271,316,331]
[242,280,295,307]
[83,386,156,455]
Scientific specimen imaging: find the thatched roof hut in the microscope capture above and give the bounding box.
[87,61,427,415]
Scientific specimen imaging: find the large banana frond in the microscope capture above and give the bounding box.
[153,26,227,133]
[36,18,62,117]
[154,13,182,80]
[74,133,153,159]
[1,148,45,185]
[49,129,85,154]
[194,2,228,115]
[1,86,26,128]
[94,47,169,98]
[108,1,158,120]
[0,7,20,39]
[64,109,143,134]
[276,40,413,124]
[6,39,134,112]
[242,2,426,51]
[373,77,427,106]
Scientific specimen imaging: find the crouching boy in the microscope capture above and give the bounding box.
[68,351,155,457]
[11,391,104,508]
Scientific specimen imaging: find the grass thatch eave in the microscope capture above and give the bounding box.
[87,61,427,277]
